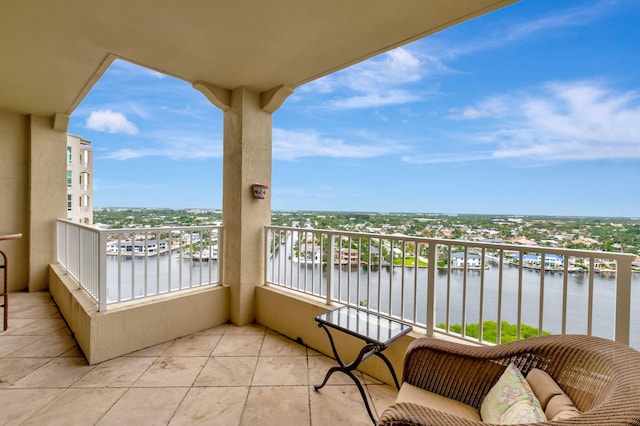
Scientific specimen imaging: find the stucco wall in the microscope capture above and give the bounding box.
[256,285,417,387]
[0,110,67,292]
[29,116,66,291]
[0,108,29,291]
[50,263,230,364]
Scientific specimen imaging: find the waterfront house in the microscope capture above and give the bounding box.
[336,247,359,265]
[451,252,482,268]
[522,253,564,269]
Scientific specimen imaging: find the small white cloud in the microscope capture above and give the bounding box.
[330,90,422,109]
[100,130,221,161]
[448,97,510,120]
[103,148,144,160]
[86,110,139,135]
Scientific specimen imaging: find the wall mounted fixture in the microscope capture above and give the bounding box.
[252,184,268,199]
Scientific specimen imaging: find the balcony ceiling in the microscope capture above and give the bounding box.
[0,0,516,117]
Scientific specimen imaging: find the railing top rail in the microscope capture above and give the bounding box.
[101,225,221,233]
[57,219,222,235]
[265,225,636,261]
[56,218,101,233]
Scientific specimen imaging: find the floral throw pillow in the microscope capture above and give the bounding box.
[480,363,546,424]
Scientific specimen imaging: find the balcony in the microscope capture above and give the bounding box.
[0,292,393,425]
[1,1,637,423]
[4,221,635,424]
[49,220,638,361]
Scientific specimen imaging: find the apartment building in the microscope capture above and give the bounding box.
[67,134,93,224]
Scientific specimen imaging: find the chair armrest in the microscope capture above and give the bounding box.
[377,402,486,426]
[402,338,508,408]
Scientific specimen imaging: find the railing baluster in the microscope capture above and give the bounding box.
[446,244,452,332]
[426,241,437,337]
[326,234,334,305]
[615,256,633,345]
[400,239,406,320]
[538,253,545,337]
[517,251,523,341]
[497,249,504,344]
[587,257,595,336]
[462,246,468,339]
[561,253,568,335]
[479,247,486,342]
[98,231,107,311]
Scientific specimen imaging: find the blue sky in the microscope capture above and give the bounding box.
[69,0,640,217]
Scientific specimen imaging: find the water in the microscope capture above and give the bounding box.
[106,251,219,302]
[106,244,640,349]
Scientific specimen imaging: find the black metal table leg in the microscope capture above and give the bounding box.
[313,306,412,425]
[314,322,380,424]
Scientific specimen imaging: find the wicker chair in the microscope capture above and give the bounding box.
[377,334,640,425]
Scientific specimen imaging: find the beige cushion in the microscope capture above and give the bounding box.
[480,363,546,424]
[547,393,581,421]
[526,368,581,420]
[397,382,481,421]
[526,368,564,408]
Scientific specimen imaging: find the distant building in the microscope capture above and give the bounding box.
[451,252,482,268]
[67,134,93,224]
[522,254,564,268]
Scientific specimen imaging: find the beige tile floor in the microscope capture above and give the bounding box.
[0,292,397,425]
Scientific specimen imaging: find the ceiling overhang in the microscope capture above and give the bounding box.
[0,0,517,117]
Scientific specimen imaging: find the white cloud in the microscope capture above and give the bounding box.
[273,128,406,161]
[101,130,221,161]
[301,47,437,109]
[330,90,422,109]
[407,81,640,164]
[434,1,617,61]
[86,110,139,135]
[448,97,509,120]
[299,1,625,111]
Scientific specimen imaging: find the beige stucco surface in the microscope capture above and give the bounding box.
[50,264,230,364]
[0,109,29,292]
[0,1,517,117]
[222,87,273,326]
[29,116,66,291]
[256,285,416,386]
[0,110,65,292]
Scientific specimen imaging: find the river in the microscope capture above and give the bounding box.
[268,238,640,349]
[105,245,640,349]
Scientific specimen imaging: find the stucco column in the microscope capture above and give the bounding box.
[222,87,272,325]
[29,115,67,291]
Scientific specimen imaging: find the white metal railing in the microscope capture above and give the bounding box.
[57,220,222,311]
[265,226,638,348]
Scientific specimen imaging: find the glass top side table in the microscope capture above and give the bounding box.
[314,306,412,424]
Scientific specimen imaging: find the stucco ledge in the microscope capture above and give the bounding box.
[49,263,229,364]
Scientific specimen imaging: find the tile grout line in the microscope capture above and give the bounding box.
[237,327,267,426]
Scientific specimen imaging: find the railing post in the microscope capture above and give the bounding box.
[98,230,107,312]
[326,233,335,305]
[264,227,270,285]
[426,242,437,337]
[615,256,633,346]
[64,220,69,272]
